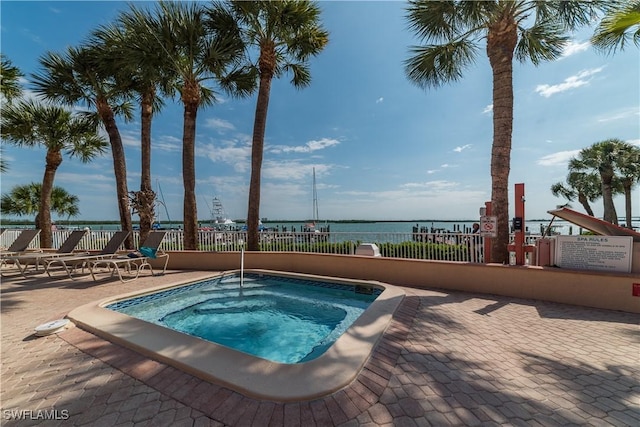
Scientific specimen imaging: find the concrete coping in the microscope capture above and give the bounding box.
[66,269,405,402]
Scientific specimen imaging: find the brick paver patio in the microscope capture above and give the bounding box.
[1,269,638,426]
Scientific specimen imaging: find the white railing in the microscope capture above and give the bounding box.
[1,228,546,263]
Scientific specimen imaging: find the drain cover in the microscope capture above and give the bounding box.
[35,319,70,336]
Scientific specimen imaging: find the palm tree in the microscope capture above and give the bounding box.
[1,183,80,223]
[222,0,329,251]
[591,1,640,53]
[30,45,135,249]
[1,54,23,102]
[151,1,255,250]
[614,143,640,227]
[550,168,601,216]
[1,100,108,247]
[90,3,172,244]
[404,1,608,263]
[571,139,632,224]
[1,54,24,173]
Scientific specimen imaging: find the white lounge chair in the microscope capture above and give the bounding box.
[89,231,169,283]
[44,231,130,279]
[1,230,88,277]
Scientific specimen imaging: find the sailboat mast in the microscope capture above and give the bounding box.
[312,167,319,223]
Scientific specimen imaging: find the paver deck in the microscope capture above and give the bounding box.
[1,269,638,426]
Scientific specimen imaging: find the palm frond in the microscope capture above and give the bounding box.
[218,65,258,98]
[1,54,24,102]
[406,0,461,42]
[546,0,609,31]
[283,63,311,88]
[550,182,576,200]
[591,0,640,54]
[515,20,569,65]
[405,41,478,89]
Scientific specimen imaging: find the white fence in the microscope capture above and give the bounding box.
[1,228,546,263]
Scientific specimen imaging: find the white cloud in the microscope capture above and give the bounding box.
[124,130,181,152]
[561,40,590,58]
[326,182,487,220]
[56,172,114,192]
[204,118,235,132]
[376,97,384,104]
[537,150,580,167]
[200,138,251,172]
[154,135,182,152]
[20,27,44,45]
[401,180,458,190]
[453,144,472,153]
[120,130,139,148]
[482,104,493,114]
[262,161,331,181]
[535,67,604,98]
[270,138,340,154]
[596,107,640,123]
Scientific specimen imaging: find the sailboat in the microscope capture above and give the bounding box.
[303,168,330,235]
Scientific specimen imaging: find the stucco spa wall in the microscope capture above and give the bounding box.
[153,251,640,314]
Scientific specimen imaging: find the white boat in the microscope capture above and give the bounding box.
[206,197,236,231]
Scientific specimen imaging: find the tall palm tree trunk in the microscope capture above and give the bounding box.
[38,150,63,248]
[247,44,276,252]
[247,77,272,251]
[181,85,199,251]
[139,90,154,244]
[97,98,134,249]
[623,180,633,228]
[487,14,517,264]
[601,173,618,224]
[577,192,595,217]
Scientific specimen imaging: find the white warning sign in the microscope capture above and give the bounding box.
[480,216,497,237]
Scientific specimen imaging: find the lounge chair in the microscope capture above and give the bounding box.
[0,229,41,256]
[1,230,88,277]
[89,231,169,283]
[44,231,130,279]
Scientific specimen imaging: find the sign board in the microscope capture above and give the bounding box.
[554,235,633,273]
[480,216,497,237]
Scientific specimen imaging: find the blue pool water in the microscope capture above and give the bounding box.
[107,273,381,363]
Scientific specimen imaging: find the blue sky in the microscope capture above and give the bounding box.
[1,1,639,222]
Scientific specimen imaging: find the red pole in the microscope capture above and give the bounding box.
[515,183,525,265]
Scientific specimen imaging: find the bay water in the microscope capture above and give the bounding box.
[50,219,636,236]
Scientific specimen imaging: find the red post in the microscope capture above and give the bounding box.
[515,183,525,265]
[484,201,492,263]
